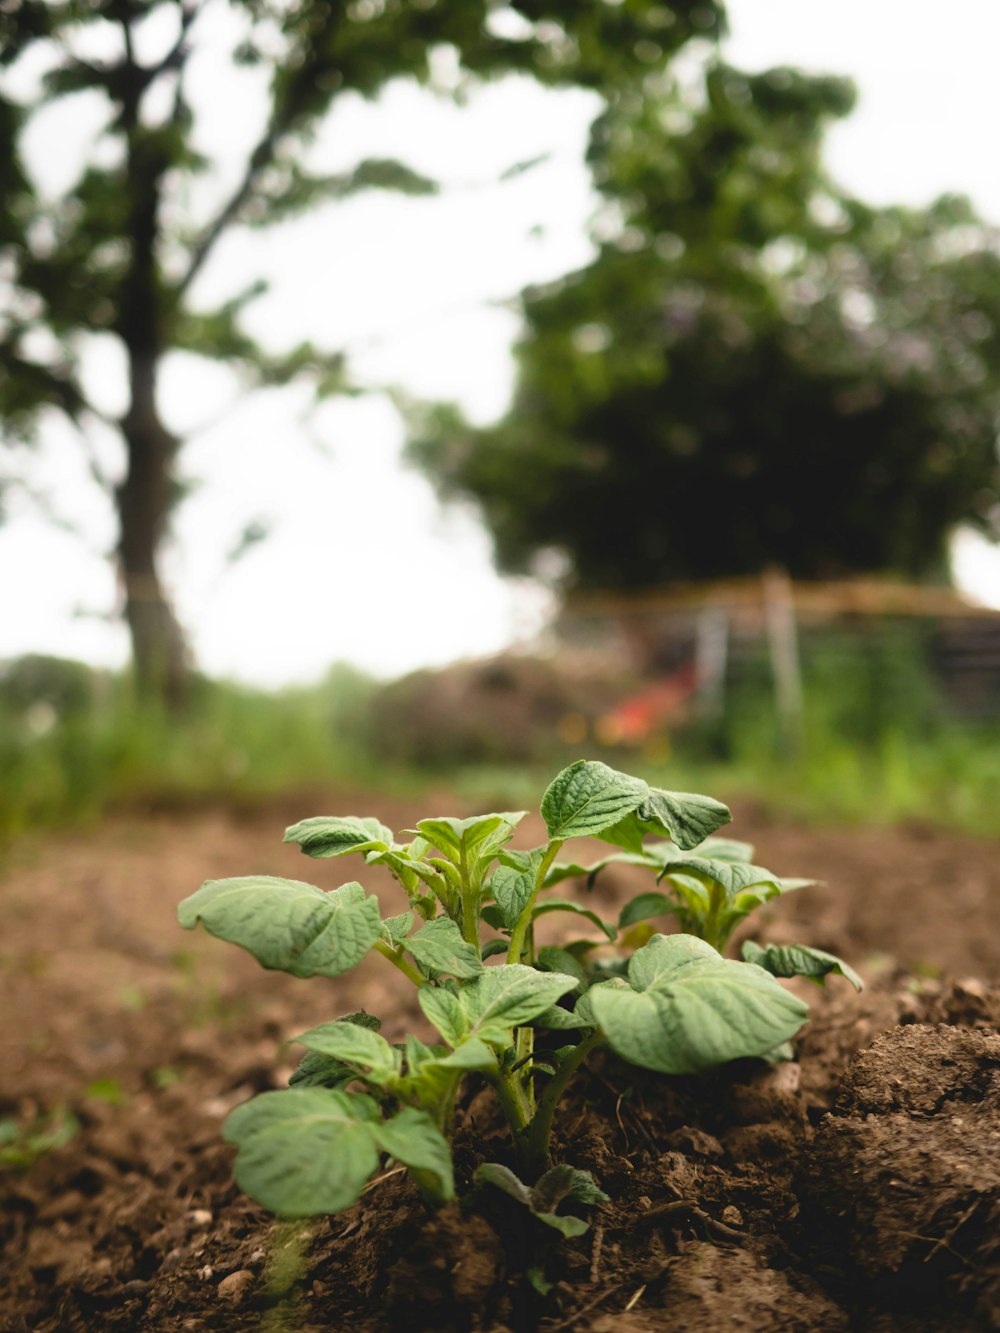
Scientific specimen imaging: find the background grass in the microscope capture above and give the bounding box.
[2,641,998,847]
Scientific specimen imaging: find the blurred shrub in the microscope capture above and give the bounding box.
[367,653,638,768]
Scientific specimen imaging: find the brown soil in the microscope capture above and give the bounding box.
[1,796,999,1331]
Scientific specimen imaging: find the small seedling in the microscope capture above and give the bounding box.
[179,760,858,1227]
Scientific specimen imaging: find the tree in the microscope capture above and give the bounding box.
[411,60,1000,590]
[0,0,723,705]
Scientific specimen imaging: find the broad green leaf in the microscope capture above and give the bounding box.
[660,857,782,902]
[697,836,756,862]
[289,1013,382,1089]
[422,1037,497,1071]
[530,1004,588,1030]
[414,813,523,865]
[224,1088,380,1216]
[491,850,543,930]
[537,946,588,990]
[741,941,863,991]
[459,965,579,1047]
[475,1162,607,1237]
[641,789,731,850]
[532,898,616,940]
[589,934,809,1075]
[289,1050,354,1090]
[480,904,507,931]
[382,912,414,944]
[573,977,629,1028]
[418,986,466,1047]
[293,1021,400,1080]
[178,877,381,979]
[374,1107,454,1202]
[618,892,678,928]
[532,1163,610,1214]
[476,1161,531,1205]
[284,816,392,858]
[540,760,647,840]
[627,932,718,987]
[482,939,509,960]
[603,790,731,854]
[405,917,484,978]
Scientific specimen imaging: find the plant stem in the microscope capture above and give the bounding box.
[373,938,425,987]
[704,881,724,952]
[506,839,564,965]
[488,1068,531,1138]
[520,1029,604,1181]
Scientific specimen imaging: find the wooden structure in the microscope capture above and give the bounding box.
[557,572,1000,729]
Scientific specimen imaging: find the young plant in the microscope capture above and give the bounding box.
[178,760,858,1226]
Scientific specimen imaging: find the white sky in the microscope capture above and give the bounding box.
[3,0,1000,686]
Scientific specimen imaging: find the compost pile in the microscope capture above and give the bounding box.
[1,801,998,1331]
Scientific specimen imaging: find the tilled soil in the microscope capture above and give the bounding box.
[1,795,998,1331]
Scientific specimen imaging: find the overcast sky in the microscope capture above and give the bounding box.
[3,0,1000,686]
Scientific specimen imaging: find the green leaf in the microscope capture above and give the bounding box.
[382,912,414,944]
[530,1005,587,1030]
[618,892,677,928]
[293,1021,400,1081]
[540,761,647,840]
[224,1089,380,1216]
[289,1012,382,1089]
[697,836,756,862]
[589,934,809,1075]
[459,965,580,1047]
[475,1162,607,1237]
[178,877,381,979]
[414,813,523,865]
[603,790,731,854]
[660,857,783,902]
[284,816,392,858]
[374,1107,454,1202]
[491,851,543,930]
[532,1163,610,1214]
[288,1050,353,1091]
[418,986,466,1047]
[405,917,484,978]
[573,977,629,1029]
[531,898,616,940]
[475,1161,531,1206]
[741,941,863,992]
[536,946,588,990]
[423,1038,497,1071]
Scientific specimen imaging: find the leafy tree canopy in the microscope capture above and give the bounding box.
[411,59,1000,588]
[0,0,722,702]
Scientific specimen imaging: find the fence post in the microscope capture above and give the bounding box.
[763,567,803,751]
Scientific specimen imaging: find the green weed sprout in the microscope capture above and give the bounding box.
[178,760,858,1229]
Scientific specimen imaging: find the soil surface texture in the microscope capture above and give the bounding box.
[1,794,998,1331]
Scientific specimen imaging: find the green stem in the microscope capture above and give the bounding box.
[488,1068,531,1138]
[520,1029,604,1181]
[506,839,564,965]
[703,881,725,952]
[374,938,425,987]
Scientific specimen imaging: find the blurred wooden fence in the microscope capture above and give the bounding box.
[558,572,1000,728]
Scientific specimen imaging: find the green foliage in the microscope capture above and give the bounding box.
[179,758,849,1233]
[411,61,1000,587]
[0,0,722,700]
[0,1107,78,1170]
[0,663,382,847]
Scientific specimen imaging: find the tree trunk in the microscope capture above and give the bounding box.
[117,351,189,710]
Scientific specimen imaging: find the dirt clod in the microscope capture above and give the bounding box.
[216,1269,254,1301]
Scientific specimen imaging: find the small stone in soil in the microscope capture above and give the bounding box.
[217,1270,254,1300]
